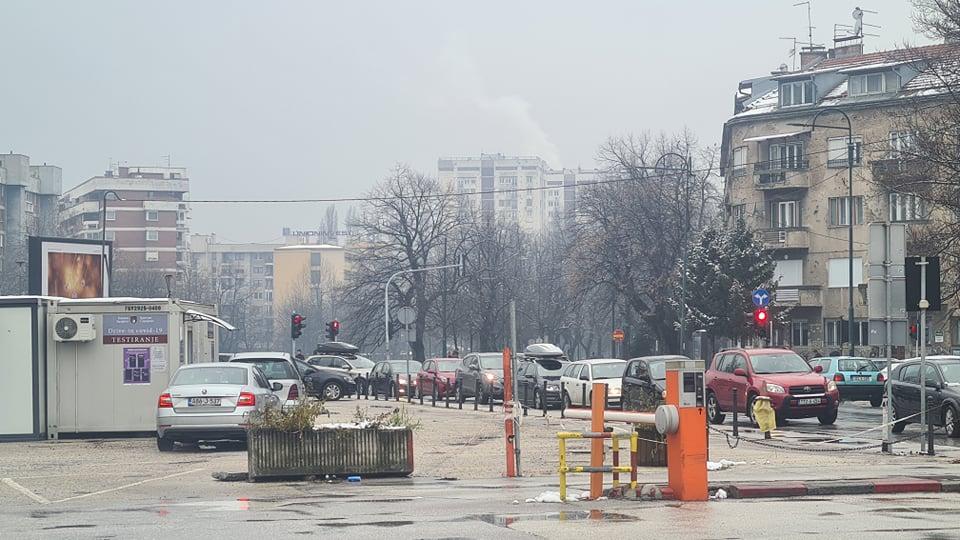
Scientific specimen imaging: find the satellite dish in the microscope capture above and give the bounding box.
[852,7,864,36]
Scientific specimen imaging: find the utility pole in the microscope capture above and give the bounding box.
[442,238,448,356]
[918,256,929,454]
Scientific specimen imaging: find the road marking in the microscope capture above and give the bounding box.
[52,468,205,504]
[2,477,51,505]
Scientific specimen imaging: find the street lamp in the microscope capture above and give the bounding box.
[789,107,855,356]
[654,152,693,354]
[100,190,123,297]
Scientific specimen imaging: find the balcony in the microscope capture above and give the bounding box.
[774,286,822,307]
[871,158,927,187]
[762,228,810,250]
[753,159,810,189]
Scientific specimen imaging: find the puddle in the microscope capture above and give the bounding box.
[873,507,960,515]
[475,510,641,527]
[41,525,96,530]
[318,520,414,528]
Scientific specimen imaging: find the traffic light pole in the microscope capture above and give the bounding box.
[918,257,929,453]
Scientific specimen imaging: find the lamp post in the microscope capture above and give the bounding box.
[100,190,123,297]
[654,152,693,354]
[789,108,855,356]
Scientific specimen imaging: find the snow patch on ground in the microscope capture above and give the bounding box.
[525,490,591,503]
[707,459,746,471]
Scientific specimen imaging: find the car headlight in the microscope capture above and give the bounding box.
[764,382,785,394]
[826,380,838,392]
[484,373,496,382]
[547,384,559,392]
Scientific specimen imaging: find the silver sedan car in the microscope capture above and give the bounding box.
[156,363,281,451]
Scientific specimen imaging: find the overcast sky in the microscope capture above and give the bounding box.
[2,1,928,241]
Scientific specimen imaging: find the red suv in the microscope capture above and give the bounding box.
[705,348,840,426]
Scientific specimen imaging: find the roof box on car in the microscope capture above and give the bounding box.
[313,341,361,356]
[523,343,564,357]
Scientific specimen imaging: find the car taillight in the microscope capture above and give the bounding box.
[287,384,299,401]
[834,373,845,382]
[157,393,173,408]
[237,392,256,407]
[877,373,885,382]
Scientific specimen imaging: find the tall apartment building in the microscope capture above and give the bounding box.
[60,165,190,274]
[190,233,282,351]
[437,154,599,234]
[721,40,960,356]
[0,153,62,293]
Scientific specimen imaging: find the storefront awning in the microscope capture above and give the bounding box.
[183,309,237,332]
[743,130,810,142]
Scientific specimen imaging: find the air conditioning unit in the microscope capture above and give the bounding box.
[778,230,787,243]
[53,315,97,342]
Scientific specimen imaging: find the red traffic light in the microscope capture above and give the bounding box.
[754,308,768,325]
[293,314,304,325]
[331,320,340,331]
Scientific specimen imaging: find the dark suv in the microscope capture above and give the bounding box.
[621,355,686,412]
[517,358,567,409]
[890,357,960,438]
[455,352,505,404]
[705,348,840,426]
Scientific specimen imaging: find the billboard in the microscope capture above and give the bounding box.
[28,236,112,298]
[103,314,169,344]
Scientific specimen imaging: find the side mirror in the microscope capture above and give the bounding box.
[271,382,283,391]
[813,365,823,373]
[733,368,748,377]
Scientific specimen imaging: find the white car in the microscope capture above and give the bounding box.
[156,363,281,451]
[560,359,627,408]
[228,352,303,407]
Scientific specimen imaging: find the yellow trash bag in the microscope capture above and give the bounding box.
[752,396,777,434]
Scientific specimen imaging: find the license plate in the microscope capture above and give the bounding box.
[188,397,221,406]
[852,375,870,381]
[796,398,821,406]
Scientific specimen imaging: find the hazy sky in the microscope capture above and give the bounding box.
[2,1,928,241]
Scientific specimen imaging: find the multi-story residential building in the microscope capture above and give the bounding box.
[721,39,960,356]
[0,153,62,293]
[60,165,190,275]
[437,153,600,234]
[190,233,282,351]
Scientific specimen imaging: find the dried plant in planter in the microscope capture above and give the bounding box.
[249,400,328,433]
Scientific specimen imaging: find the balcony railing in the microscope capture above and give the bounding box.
[753,159,810,187]
[775,286,822,306]
[761,228,810,250]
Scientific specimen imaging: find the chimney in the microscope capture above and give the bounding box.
[830,43,864,59]
[800,46,828,70]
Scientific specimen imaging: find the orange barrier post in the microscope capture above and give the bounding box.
[503,347,516,477]
[663,363,708,501]
[590,382,606,499]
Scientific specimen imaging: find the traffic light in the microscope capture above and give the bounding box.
[909,323,918,340]
[753,307,768,326]
[291,313,305,339]
[325,319,340,341]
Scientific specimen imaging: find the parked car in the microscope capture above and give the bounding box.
[621,355,687,412]
[560,359,627,408]
[891,357,960,437]
[294,359,357,401]
[517,357,567,410]
[808,356,885,407]
[368,360,423,398]
[455,352,505,404]
[306,354,375,388]
[705,348,840,426]
[416,358,460,399]
[227,352,302,406]
[156,363,281,451]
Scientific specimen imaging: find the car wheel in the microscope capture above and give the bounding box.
[870,395,883,408]
[706,391,725,425]
[747,394,759,427]
[892,407,907,434]
[818,409,838,425]
[480,389,490,405]
[563,392,572,410]
[944,405,960,438]
[455,383,463,403]
[157,436,175,452]
[322,381,344,401]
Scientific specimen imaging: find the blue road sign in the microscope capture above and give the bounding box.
[752,289,770,307]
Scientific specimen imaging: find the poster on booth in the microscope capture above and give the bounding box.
[123,347,151,385]
[151,346,167,372]
[103,314,169,345]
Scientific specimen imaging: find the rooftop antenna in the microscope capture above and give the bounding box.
[780,36,799,70]
[794,1,815,48]
[834,7,881,45]
[161,154,171,167]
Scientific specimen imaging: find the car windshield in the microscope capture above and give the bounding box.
[648,361,667,380]
[535,360,565,375]
[591,362,626,379]
[294,359,315,374]
[750,353,811,374]
[232,359,298,380]
[173,367,247,386]
[940,363,960,383]
[349,356,376,368]
[436,360,461,371]
[838,358,879,372]
[387,361,422,374]
[479,354,504,369]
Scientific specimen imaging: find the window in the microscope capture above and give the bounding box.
[824,319,869,346]
[730,204,746,223]
[105,210,117,221]
[310,270,321,284]
[769,142,804,170]
[145,251,159,262]
[310,252,322,266]
[827,257,864,288]
[828,196,864,226]
[775,259,803,286]
[779,80,815,107]
[526,176,535,185]
[104,231,116,241]
[790,320,810,346]
[901,364,920,384]
[889,131,914,158]
[849,72,885,95]
[732,147,747,176]
[809,358,831,371]
[499,176,517,186]
[827,136,863,167]
[145,210,159,221]
[769,200,800,228]
[889,193,928,222]
[146,230,159,241]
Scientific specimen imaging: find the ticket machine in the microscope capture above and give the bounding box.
[655,359,708,501]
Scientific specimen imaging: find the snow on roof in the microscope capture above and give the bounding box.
[276,244,342,250]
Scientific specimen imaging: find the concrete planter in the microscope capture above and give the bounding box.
[247,427,414,481]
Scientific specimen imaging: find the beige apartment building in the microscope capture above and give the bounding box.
[721,40,960,357]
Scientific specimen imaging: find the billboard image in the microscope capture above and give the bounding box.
[28,237,111,298]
